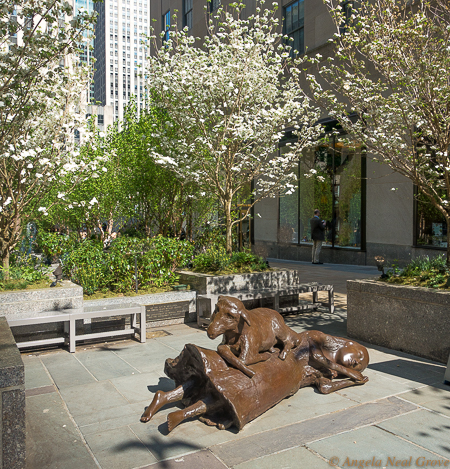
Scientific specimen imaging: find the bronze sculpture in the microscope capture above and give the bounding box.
[141,295,369,432]
[206,295,301,378]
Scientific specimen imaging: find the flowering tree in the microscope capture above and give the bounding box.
[146,1,320,253]
[0,0,99,273]
[307,0,450,263]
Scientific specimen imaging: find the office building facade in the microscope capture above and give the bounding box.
[93,0,150,121]
[151,0,446,266]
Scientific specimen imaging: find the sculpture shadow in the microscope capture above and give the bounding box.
[113,435,202,468]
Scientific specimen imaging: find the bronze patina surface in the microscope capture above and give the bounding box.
[140,295,369,432]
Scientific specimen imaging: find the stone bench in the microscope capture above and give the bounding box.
[197,282,334,327]
[7,303,146,353]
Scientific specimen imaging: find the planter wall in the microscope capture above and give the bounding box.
[347,279,450,363]
[84,290,197,326]
[0,317,25,469]
[0,281,83,317]
[178,269,301,296]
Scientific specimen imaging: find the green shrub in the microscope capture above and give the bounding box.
[0,257,48,291]
[192,244,231,272]
[62,236,193,295]
[192,247,268,274]
[37,231,78,261]
[384,254,449,289]
[62,240,109,295]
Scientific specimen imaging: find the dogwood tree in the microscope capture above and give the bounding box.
[145,1,320,253]
[0,0,99,273]
[307,0,450,263]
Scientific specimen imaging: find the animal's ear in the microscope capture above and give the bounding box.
[240,309,251,327]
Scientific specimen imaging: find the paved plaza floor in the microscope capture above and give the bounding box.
[23,261,450,469]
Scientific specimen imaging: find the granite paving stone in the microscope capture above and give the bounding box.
[140,450,228,469]
[210,397,418,467]
[74,348,139,380]
[108,341,182,373]
[26,392,98,469]
[59,380,130,419]
[39,352,97,388]
[334,368,433,403]
[233,446,331,469]
[130,419,221,462]
[377,409,450,458]
[399,383,450,418]
[79,401,157,436]
[110,370,175,404]
[308,425,448,468]
[368,356,446,383]
[21,356,53,390]
[83,426,158,469]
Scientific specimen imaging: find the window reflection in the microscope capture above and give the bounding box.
[279,133,363,249]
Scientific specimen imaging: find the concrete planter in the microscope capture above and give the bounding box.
[0,281,83,317]
[178,269,301,296]
[0,317,25,468]
[84,290,197,326]
[347,279,450,363]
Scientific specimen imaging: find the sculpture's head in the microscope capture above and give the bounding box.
[335,342,369,372]
[207,296,250,339]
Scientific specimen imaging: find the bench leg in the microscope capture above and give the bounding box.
[312,290,318,306]
[274,293,280,311]
[140,306,146,343]
[69,318,76,353]
[64,321,69,346]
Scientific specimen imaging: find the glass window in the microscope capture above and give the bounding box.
[416,194,447,248]
[279,146,299,243]
[184,0,193,30]
[284,0,304,56]
[210,0,220,13]
[280,133,363,249]
[163,10,170,42]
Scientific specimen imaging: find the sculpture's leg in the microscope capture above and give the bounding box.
[140,379,195,423]
[199,416,233,430]
[310,352,367,382]
[167,396,220,432]
[279,339,296,360]
[315,376,369,395]
[217,345,256,378]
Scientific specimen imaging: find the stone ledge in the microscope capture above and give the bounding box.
[0,281,83,316]
[0,318,24,388]
[0,317,25,469]
[178,269,301,295]
[347,279,450,363]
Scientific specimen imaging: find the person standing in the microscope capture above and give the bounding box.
[310,209,326,264]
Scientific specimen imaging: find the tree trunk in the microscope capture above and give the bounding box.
[225,198,233,254]
[2,250,10,280]
[447,217,450,267]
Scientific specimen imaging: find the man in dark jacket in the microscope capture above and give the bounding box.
[310,209,326,264]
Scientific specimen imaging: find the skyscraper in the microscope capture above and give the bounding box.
[74,0,95,103]
[93,0,150,122]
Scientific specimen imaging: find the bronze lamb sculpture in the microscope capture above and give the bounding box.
[206,295,301,378]
[140,296,369,432]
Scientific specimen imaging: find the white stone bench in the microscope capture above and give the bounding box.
[197,282,334,327]
[69,303,146,353]
[7,303,146,353]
